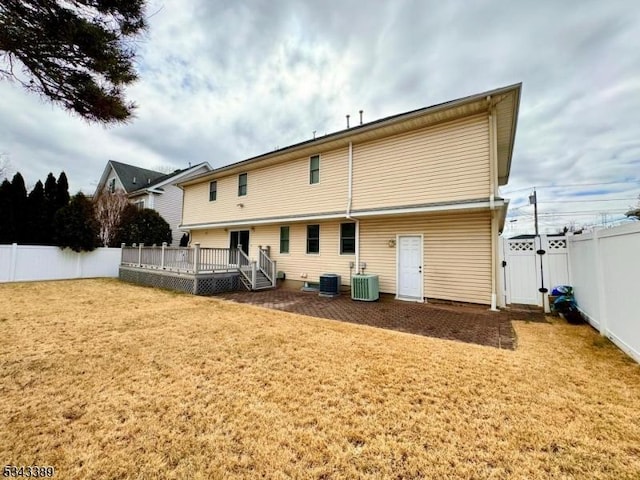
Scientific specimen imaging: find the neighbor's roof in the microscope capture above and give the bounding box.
[109,160,165,194]
[181,83,522,188]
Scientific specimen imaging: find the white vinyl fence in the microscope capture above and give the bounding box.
[568,223,640,363]
[0,244,121,283]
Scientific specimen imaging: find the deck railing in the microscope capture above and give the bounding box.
[258,246,277,287]
[120,243,267,285]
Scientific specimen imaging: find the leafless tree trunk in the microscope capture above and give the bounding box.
[94,188,129,246]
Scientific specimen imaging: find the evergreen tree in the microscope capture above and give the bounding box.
[43,172,58,244]
[26,180,46,244]
[114,206,172,246]
[0,0,147,124]
[56,171,70,211]
[179,233,189,247]
[0,179,11,244]
[54,192,99,252]
[9,172,28,243]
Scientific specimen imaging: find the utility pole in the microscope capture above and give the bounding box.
[529,188,539,236]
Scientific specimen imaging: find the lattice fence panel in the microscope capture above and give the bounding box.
[119,267,195,294]
[195,274,240,296]
[548,239,567,250]
[508,241,535,252]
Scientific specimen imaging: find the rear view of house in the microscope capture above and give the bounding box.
[179,84,521,306]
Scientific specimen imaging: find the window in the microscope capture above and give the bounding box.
[306,224,320,254]
[109,178,116,193]
[209,181,217,201]
[238,173,247,196]
[280,226,290,254]
[309,155,320,184]
[134,200,145,210]
[340,222,356,254]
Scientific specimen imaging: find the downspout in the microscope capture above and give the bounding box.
[345,141,360,274]
[488,97,499,311]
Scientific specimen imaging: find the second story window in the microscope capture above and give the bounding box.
[309,155,320,184]
[238,173,247,196]
[109,178,116,193]
[307,224,320,254]
[209,181,217,201]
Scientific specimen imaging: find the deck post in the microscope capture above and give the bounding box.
[120,243,125,264]
[272,260,277,287]
[161,242,167,269]
[194,242,201,274]
[251,261,257,290]
[138,243,143,267]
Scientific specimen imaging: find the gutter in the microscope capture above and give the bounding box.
[344,141,361,274]
[488,97,499,311]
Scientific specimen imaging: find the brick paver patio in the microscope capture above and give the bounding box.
[216,289,546,350]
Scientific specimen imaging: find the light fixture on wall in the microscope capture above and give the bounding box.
[236,203,244,208]
[388,239,396,248]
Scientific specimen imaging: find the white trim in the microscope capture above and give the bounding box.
[149,162,212,189]
[279,225,291,255]
[338,221,357,257]
[180,199,503,230]
[395,234,424,303]
[305,223,320,255]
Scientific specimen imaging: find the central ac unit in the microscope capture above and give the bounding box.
[319,274,341,298]
[351,274,379,301]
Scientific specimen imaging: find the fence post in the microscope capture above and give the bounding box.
[194,243,201,274]
[251,261,257,290]
[540,234,551,313]
[138,243,143,267]
[9,243,18,282]
[121,243,126,265]
[161,242,167,270]
[593,230,608,337]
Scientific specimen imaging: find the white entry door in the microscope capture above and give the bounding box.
[397,235,423,301]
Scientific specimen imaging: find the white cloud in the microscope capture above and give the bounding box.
[0,0,638,232]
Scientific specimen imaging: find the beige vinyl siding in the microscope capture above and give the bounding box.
[191,210,492,304]
[191,222,355,286]
[352,115,490,210]
[359,211,492,305]
[182,148,349,226]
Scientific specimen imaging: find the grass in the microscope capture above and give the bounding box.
[1,279,639,479]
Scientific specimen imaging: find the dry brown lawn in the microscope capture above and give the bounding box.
[1,279,639,479]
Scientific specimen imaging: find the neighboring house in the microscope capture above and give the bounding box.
[178,84,521,306]
[95,160,211,243]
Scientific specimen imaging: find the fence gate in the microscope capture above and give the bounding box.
[501,235,569,310]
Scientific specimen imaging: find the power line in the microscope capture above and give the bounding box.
[501,179,640,195]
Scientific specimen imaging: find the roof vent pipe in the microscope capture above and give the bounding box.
[359,110,363,125]
[132,176,136,184]
[346,114,350,128]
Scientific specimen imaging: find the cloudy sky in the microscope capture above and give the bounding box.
[1,0,639,235]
